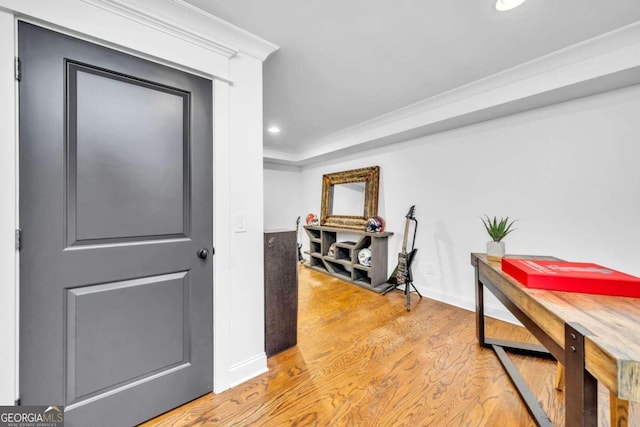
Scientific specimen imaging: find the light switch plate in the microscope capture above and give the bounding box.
[233,214,247,233]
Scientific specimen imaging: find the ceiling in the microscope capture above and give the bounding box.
[183,0,640,157]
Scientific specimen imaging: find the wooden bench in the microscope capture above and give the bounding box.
[472,253,640,426]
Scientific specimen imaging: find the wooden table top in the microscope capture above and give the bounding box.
[471,253,640,402]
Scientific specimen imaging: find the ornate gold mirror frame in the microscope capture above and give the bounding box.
[320,166,380,230]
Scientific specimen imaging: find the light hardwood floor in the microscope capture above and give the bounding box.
[142,266,637,426]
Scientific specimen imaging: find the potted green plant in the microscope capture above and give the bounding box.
[481,215,517,261]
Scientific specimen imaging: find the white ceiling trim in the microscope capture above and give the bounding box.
[171,0,279,61]
[81,0,279,61]
[81,0,236,58]
[264,21,640,168]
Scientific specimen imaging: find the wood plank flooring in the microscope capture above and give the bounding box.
[142,266,639,426]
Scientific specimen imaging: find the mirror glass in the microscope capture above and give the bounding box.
[331,182,366,216]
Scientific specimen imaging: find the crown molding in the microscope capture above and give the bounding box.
[80,0,235,58]
[81,0,279,61]
[171,0,278,61]
[264,20,640,168]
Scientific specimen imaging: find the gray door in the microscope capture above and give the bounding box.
[18,22,213,426]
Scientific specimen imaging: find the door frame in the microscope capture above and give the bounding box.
[0,1,275,405]
[0,11,19,406]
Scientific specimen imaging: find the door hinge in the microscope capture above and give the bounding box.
[15,228,21,251]
[15,57,21,81]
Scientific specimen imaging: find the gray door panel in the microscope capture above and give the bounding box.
[19,22,213,427]
[71,63,189,242]
[67,272,189,403]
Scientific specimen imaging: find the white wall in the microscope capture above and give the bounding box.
[0,0,274,403]
[263,167,303,231]
[224,52,268,386]
[273,84,640,321]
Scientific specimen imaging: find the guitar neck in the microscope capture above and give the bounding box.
[401,216,411,253]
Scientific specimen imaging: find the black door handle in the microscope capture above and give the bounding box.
[197,248,209,259]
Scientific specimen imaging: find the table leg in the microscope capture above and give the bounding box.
[554,362,564,391]
[610,391,629,427]
[565,322,597,427]
[475,266,487,348]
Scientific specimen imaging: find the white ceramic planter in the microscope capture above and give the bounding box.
[486,241,505,261]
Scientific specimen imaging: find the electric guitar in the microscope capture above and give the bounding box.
[295,216,304,262]
[387,205,417,286]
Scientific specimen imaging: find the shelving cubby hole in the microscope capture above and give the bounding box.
[306,228,321,240]
[307,255,324,269]
[309,241,321,255]
[322,233,337,256]
[324,259,352,280]
[354,235,371,251]
[334,244,353,261]
[352,268,372,285]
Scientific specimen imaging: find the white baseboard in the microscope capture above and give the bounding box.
[226,353,268,389]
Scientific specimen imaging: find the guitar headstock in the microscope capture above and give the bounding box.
[406,205,416,219]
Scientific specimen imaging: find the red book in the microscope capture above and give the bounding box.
[501,258,640,298]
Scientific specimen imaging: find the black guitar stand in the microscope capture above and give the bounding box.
[382,216,422,311]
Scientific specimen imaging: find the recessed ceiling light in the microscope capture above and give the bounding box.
[495,0,528,11]
[267,126,281,134]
